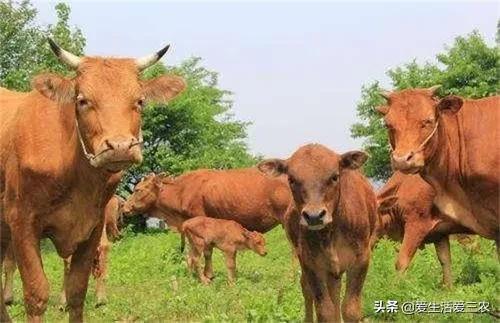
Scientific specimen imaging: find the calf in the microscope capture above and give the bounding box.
[122,169,291,249]
[182,217,267,285]
[377,172,472,287]
[259,144,377,322]
[2,195,124,307]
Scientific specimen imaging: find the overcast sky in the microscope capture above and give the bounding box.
[33,1,498,158]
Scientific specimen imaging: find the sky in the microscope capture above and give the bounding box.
[33,1,498,158]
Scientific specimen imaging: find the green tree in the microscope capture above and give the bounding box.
[0,1,85,91]
[120,57,257,194]
[351,31,499,181]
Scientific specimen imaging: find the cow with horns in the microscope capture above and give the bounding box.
[0,39,185,322]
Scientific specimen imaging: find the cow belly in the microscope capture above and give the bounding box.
[434,192,497,240]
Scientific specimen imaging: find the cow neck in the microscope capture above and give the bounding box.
[422,113,462,186]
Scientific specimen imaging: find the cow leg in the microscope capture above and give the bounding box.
[299,271,314,322]
[223,250,237,285]
[0,225,11,323]
[203,245,214,280]
[3,246,15,305]
[188,236,210,285]
[434,236,452,288]
[65,225,102,323]
[302,267,334,322]
[342,259,369,322]
[11,232,48,323]
[59,257,71,311]
[326,273,341,322]
[396,219,435,273]
[94,234,110,307]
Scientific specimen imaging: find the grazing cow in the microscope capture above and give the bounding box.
[377,87,499,246]
[0,40,185,322]
[377,172,472,287]
[2,195,124,307]
[258,144,377,322]
[122,168,291,249]
[182,217,267,285]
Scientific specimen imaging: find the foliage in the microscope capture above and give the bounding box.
[0,1,85,91]
[119,58,257,194]
[5,229,499,321]
[351,31,499,181]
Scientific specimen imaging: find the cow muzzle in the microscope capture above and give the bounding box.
[300,207,332,230]
[91,136,143,171]
[391,151,425,174]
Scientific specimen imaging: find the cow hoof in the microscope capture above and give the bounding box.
[95,300,107,308]
[58,304,68,312]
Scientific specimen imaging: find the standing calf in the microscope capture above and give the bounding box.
[259,144,377,322]
[182,217,267,285]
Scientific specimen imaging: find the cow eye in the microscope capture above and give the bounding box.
[136,98,145,111]
[76,95,89,109]
[330,173,339,183]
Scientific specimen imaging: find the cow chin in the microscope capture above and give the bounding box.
[90,147,143,172]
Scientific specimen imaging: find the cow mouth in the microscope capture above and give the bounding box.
[398,165,422,175]
[103,160,135,172]
[303,223,327,231]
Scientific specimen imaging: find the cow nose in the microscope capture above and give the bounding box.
[104,136,137,152]
[301,208,327,225]
[391,151,416,170]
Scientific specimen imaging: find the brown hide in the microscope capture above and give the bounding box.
[379,88,499,240]
[258,144,377,322]
[0,41,185,322]
[377,172,472,287]
[182,217,267,285]
[123,168,291,233]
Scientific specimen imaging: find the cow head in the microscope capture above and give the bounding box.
[243,230,267,256]
[258,144,368,231]
[33,39,186,172]
[377,86,464,174]
[122,173,172,216]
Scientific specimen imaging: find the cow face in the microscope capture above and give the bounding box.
[33,40,186,172]
[258,144,368,231]
[122,174,158,215]
[244,231,267,256]
[377,87,463,174]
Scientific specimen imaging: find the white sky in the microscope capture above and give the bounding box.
[33,1,498,158]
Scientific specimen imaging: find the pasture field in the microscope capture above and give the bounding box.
[5,227,499,322]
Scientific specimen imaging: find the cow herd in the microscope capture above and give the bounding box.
[0,40,498,322]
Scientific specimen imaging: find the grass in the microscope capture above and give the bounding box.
[5,227,499,322]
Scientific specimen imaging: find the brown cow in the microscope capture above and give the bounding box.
[258,144,377,322]
[377,87,499,246]
[2,195,124,307]
[182,217,267,285]
[122,168,291,247]
[0,40,185,322]
[377,172,472,287]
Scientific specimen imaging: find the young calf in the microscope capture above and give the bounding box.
[182,217,267,285]
[259,144,377,322]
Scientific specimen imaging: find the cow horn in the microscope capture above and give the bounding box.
[427,85,442,95]
[379,89,392,100]
[135,44,170,71]
[48,38,82,69]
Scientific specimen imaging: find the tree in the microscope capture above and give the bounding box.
[119,57,257,194]
[0,1,85,91]
[351,31,499,181]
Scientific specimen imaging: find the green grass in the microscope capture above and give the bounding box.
[5,227,499,322]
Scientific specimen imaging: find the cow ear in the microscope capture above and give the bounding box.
[378,195,398,214]
[376,105,389,115]
[32,73,75,103]
[340,151,368,170]
[437,95,463,114]
[142,75,186,103]
[258,159,287,177]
